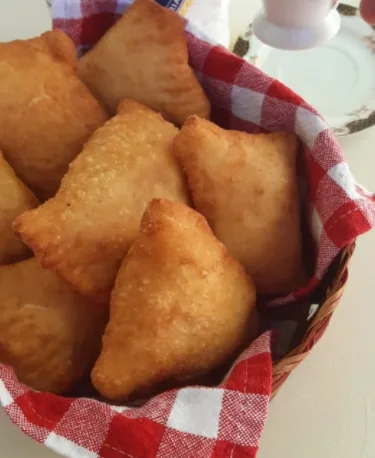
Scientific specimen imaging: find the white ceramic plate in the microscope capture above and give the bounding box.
[233,4,375,136]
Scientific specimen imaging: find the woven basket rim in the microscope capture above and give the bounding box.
[271,242,355,398]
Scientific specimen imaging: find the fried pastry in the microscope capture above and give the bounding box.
[92,199,258,402]
[14,100,189,304]
[78,0,210,125]
[0,258,107,394]
[0,30,108,199]
[174,116,304,296]
[0,151,39,265]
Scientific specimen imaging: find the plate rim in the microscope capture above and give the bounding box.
[233,3,375,136]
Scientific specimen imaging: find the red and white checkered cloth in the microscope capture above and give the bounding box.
[1,332,272,458]
[1,1,374,457]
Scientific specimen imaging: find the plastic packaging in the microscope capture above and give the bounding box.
[178,0,230,48]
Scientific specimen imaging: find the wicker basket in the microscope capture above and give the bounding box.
[0,2,373,457]
[271,243,355,398]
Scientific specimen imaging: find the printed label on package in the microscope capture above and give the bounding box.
[156,0,186,12]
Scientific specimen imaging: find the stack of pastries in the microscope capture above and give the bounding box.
[0,0,304,402]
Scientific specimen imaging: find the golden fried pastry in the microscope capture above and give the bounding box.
[174,116,304,296]
[0,151,39,265]
[92,199,258,402]
[27,28,78,68]
[0,30,108,199]
[0,258,107,394]
[14,100,189,304]
[78,0,210,125]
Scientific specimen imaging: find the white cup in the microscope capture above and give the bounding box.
[254,0,341,50]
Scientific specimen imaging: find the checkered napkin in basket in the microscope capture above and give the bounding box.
[0,332,272,458]
[0,1,374,457]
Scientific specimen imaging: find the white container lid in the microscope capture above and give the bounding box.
[253,8,341,50]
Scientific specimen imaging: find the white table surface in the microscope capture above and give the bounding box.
[1,0,375,457]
